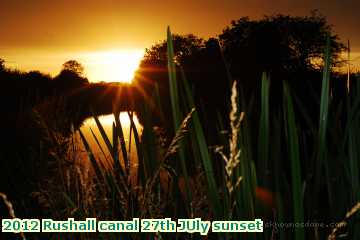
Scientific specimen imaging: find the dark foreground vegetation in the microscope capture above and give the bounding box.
[1,12,360,239]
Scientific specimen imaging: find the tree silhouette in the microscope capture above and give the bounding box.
[62,60,85,76]
[137,13,346,104]
[0,58,5,71]
[134,34,229,134]
[219,12,346,105]
[134,12,346,143]
[53,60,89,92]
[220,12,345,72]
[135,34,204,96]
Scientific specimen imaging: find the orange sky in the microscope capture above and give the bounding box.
[1,0,360,78]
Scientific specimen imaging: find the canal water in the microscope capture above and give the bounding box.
[76,112,142,174]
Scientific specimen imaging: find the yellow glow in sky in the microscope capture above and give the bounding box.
[81,49,144,83]
[2,48,145,83]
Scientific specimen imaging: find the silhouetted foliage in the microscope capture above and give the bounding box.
[62,60,85,76]
[53,60,89,92]
[0,58,5,71]
[0,59,91,217]
[218,12,345,107]
[134,34,229,133]
[135,13,346,134]
[220,11,345,71]
[133,15,350,221]
[142,34,205,63]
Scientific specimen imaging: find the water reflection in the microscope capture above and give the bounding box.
[79,112,142,171]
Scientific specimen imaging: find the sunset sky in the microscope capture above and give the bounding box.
[1,0,359,82]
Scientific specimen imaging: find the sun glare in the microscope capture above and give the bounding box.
[82,49,144,83]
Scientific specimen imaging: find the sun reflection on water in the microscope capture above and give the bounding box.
[78,112,142,171]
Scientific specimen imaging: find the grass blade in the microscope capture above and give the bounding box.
[180,66,222,218]
[258,72,270,185]
[114,112,129,175]
[167,27,192,215]
[79,129,104,182]
[283,82,304,240]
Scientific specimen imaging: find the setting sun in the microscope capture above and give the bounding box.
[82,49,144,83]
